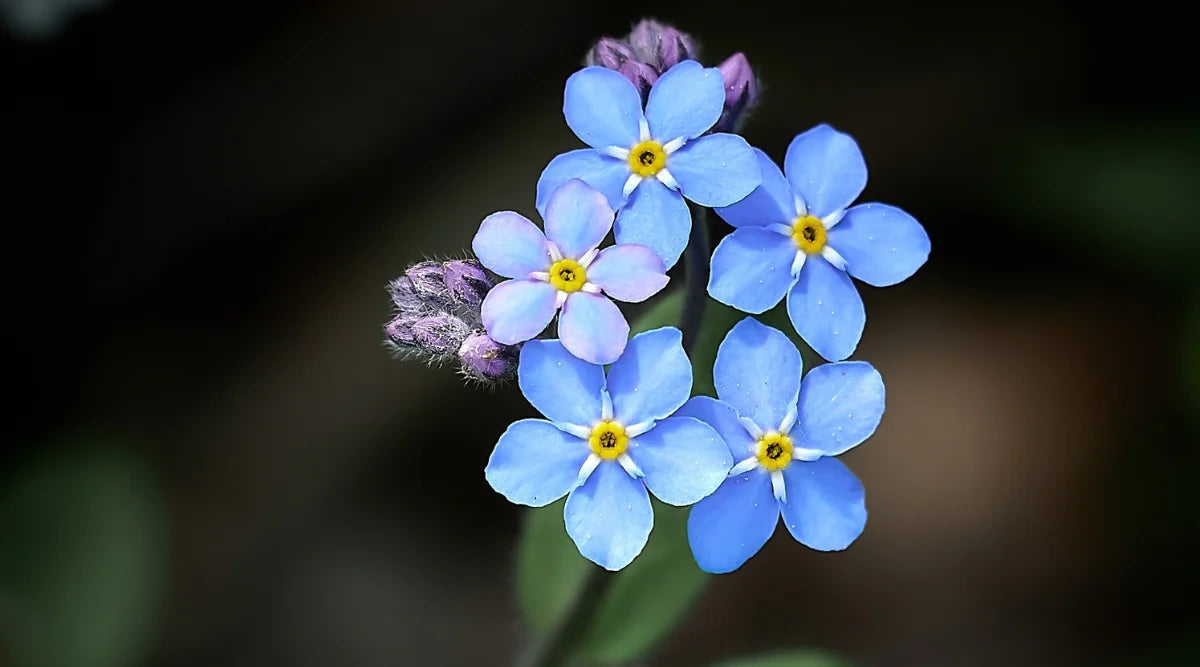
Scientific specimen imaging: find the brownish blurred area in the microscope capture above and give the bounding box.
[3,1,1197,666]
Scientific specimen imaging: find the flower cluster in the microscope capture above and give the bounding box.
[384,19,929,573]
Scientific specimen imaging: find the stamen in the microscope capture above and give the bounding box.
[791,215,827,254]
[627,140,667,177]
[755,432,794,471]
[589,420,629,460]
[549,258,587,293]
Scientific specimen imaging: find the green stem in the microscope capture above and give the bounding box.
[518,206,712,667]
[679,203,710,354]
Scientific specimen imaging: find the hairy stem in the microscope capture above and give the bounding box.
[518,206,712,667]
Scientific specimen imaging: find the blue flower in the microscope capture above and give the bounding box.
[536,60,762,269]
[708,124,931,361]
[474,179,669,365]
[680,317,884,574]
[486,327,733,570]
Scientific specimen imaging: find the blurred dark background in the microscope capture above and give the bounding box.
[2,1,1198,665]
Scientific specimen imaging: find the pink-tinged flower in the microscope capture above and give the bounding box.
[473,179,669,365]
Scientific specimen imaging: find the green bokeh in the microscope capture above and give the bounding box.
[0,443,166,667]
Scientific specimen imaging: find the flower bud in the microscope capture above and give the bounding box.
[714,52,759,133]
[442,259,491,307]
[411,313,470,354]
[458,332,517,382]
[387,277,427,314]
[405,261,449,302]
[586,37,634,69]
[619,59,658,101]
[628,20,696,71]
[384,314,419,345]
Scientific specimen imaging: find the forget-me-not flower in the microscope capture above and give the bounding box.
[486,327,733,570]
[474,179,669,365]
[680,317,884,573]
[708,124,931,361]
[536,60,762,268]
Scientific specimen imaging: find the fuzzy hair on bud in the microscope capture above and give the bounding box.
[411,313,471,354]
[405,261,450,302]
[442,259,491,307]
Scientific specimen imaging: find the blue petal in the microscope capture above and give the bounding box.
[715,148,796,229]
[565,462,653,570]
[708,226,797,314]
[586,244,669,303]
[780,457,866,551]
[675,396,757,461]
[713,317,803,433]
[668,133,760,207]
[558,292,629,365]
[544,179,615,259]
[795,361,884,456]
[472,212,548,279]
[518,338,605,427]
[480,279,559,345]
[628,416,731,506]
[485,419,590,507]
[644,60,724,142]
[536,149,630,218]
[827,203,930,287]
[785,257,865,361]
[687,470,778,573]
[564,67,644,150]
[606,327,691,426]
[783,124,868,218]
[614,178,690,269]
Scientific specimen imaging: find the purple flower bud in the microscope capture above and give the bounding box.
[411,314,470,354]
[586,37,634,69]
[384,314,419,345]
[387,277,427,314]
[619,59,659,101]
[628,20,696,71]
[442,259,491,307]
[458,332,517,382]
[714,52,759,133]
[405,261,449,302]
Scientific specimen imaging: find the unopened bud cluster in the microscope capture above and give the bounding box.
[385,259,517,383]
[586,19,758,132]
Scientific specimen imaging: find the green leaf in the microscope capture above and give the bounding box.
[710,650,855,667]
[515,498,590,635]
[0,443,166,667]
[574,503,707,664]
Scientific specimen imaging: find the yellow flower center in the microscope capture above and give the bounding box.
[549,258,587,293]
[589,421,629,460]
[791,215,827,254]
[628,140,667,177]
[755,432,794,471]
